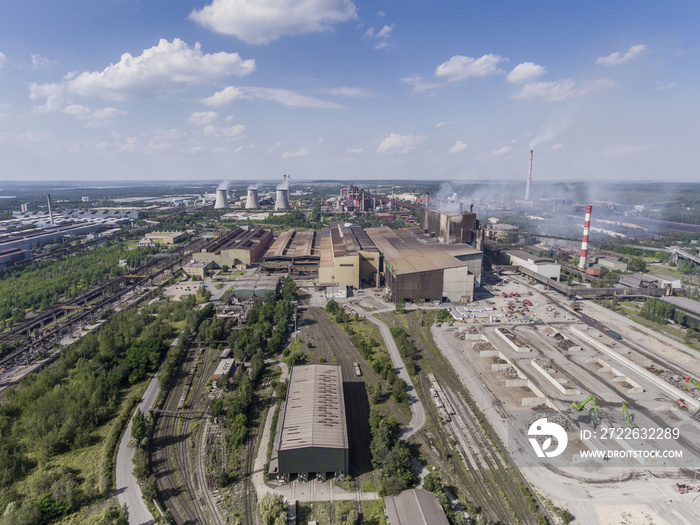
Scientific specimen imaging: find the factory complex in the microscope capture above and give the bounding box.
[256,208,484,303]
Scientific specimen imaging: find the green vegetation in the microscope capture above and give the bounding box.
[0,242,156,327]
[639,298,675,324]
[0,296,191,524]
[256,493,287,525]
[369,410,417,495]
[389,325,419,378]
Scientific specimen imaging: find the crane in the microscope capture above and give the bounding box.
[684,376,700,391]
[572,396,598,418]
[622,403,636,428]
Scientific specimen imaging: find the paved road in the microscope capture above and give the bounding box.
[353,305,427,439]
[116,375,160,525]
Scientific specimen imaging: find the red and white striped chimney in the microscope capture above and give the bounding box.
[525,150,533,201]
[578,205,592,269]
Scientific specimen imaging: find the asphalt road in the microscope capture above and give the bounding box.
[116,375,160,525]
[357,306,427,439]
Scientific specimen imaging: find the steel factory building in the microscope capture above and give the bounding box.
[269,364,349,481]
[192,227,272,267]
[318,222,380,288]
[366,226,482,303]
[261,229,320,277]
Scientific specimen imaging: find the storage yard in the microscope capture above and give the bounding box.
[430,271,700,525]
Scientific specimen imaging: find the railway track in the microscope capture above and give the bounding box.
[388,309,545,525]
[152,344,223,524]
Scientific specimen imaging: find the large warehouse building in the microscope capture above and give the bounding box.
[317,222,380,288]
[261,229,320,277]
[366,226,482,303]
[269,364,349,481]
[193,227,272,267]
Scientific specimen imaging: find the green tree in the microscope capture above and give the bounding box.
[257,493,286,525]
[130,409,147,447]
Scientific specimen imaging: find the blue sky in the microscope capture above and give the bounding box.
[0,1,698,183]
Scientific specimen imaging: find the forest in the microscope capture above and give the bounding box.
[0,241,157,327]
[0,293,197,525]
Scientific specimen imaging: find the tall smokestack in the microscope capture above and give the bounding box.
[525,150,533,201]
[578,205,592,269]
[47,194,54,225]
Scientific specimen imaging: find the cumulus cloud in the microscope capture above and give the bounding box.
[596,44,647,66]
[435,54,506,82]
[506,62,547,84]
[29,39,255,109]
[203,123,246,139]
[365,23,394,49]
[281,147,310,158]
[492,146,511,156]
[511,78,615,102]
[189,0,357,45]
[188,111,219,126]
[435,121,451,128]
[449,141,468,153]
[202,86,344,108]
[62,104,126,124]
[377,133,425,155]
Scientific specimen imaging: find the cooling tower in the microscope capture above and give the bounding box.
[214,189,228,209]
[274,189,290,210]
[246,188,260,209]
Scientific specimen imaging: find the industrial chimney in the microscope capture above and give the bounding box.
[47,194,54,225]
[245,188,260,209]
[578,205,592,269]
[214,188,228,209]
[525,150,533,201]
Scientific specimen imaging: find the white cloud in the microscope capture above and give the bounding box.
[400,75,441,93]
[202,86,344,108]
[511,78,615,102]
[62,104,126,125]
[377,133,425,155]
[188,111,219,125]
[492,146,511,156]
[345,147,363,153]
[596,44,647,66]
[435,121,451,128]
[31,54,53,69]
[203,123,246,139]
[507,62,547,84]
[0,52,6,70]
[655,81,677,91]
[322,86,375,98]
[435,54,506,82]
[200,86,250,106]
[29,39,255,108]
[449,141,468,153]
[365,23,394,49]
[189,0,357,45]
[281,147,310,158]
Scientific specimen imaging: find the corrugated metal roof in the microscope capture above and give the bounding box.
[366,226,479,275]
[279,364,348,451]
[384,489,450,525]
